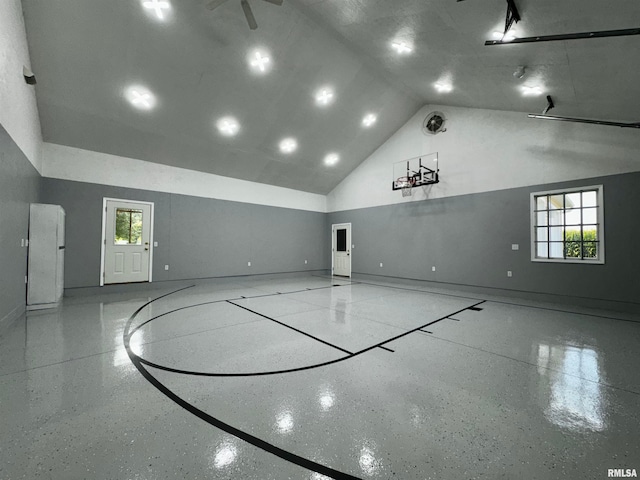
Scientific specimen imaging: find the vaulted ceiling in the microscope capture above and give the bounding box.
[22,0,640,194]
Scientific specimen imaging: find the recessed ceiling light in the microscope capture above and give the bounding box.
[125,86,156,110]
[249,50,271,73]
[391,41,413,54]
[521,85,544,96]
[279,137,297,154]
[315,87,334,106]
[216,116,240,136]
[142,0,171,20]
[434,82,453,93]
[362,113,377,127]
[324,153,340,166]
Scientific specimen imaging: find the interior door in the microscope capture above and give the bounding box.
[332,224,351,277]
[56,207,65,300]
[104,200,151,284]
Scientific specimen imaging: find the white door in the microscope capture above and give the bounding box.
[332,223,351,277]
[56,208,65,300]
[103,200,152,284]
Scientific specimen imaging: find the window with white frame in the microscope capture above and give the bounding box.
[531,185,604,263]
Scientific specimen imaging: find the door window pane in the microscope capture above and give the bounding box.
[336,229,347,252]
[115,208,143,245]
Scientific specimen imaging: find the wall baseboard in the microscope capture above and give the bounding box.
[63,269,329,298]
[350,272,640,316]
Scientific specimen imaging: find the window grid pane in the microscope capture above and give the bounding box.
[115,208,143,245]
[532,188,601,261]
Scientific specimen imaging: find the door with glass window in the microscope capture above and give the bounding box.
[104,200,152,284]
[332,223,351,277]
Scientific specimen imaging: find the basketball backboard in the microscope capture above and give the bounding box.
[392,152,439,192]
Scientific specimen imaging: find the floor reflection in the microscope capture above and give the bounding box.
[276,410,295,434]
[537,342,606,432]
[210,439,238,469]
[359,444,382,476]
[318,386,336,412]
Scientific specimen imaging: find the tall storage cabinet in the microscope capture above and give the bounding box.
[27,204,66,310]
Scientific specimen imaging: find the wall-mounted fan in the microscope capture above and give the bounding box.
[206,0,283,30]
[422,111,447,135]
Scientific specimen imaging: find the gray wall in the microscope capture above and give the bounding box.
[40,178,328,288]
[0,126,41,325]
[328,172,640,309]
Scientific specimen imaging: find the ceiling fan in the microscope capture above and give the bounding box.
[206,0,283,30]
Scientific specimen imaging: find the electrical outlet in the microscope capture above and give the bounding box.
[379,262,383,267]
[164,265,169,270]
[21,238,24,247]
[507,270,513,277]
[432,266,436,272]
[305,260,308,264]
[154,241,158,247]
[248,261,251,267]
[511,244,519,251]
[25,239,29,247]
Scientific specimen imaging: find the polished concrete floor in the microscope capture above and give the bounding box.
[1,273,639,479]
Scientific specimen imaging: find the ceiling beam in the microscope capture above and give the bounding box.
[527,114,640,129]
[486,27,640,45]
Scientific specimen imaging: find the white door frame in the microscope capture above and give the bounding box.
[100,198,155,286]
[331,222,352,277]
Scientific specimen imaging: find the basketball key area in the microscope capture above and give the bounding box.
[118,274,640,479]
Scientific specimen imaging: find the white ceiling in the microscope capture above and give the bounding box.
[22,0,640,194]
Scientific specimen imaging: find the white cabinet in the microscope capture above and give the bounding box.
[27,204,66,310]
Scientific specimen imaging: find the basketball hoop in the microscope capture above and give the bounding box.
[396,176,415,197]
[392,153,439,194]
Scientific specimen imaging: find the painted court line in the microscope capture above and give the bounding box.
[227,300,353,355]
[123,284,488,480]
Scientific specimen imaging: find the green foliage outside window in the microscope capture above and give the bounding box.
[115,209,143,244]
[564,230,597,258]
